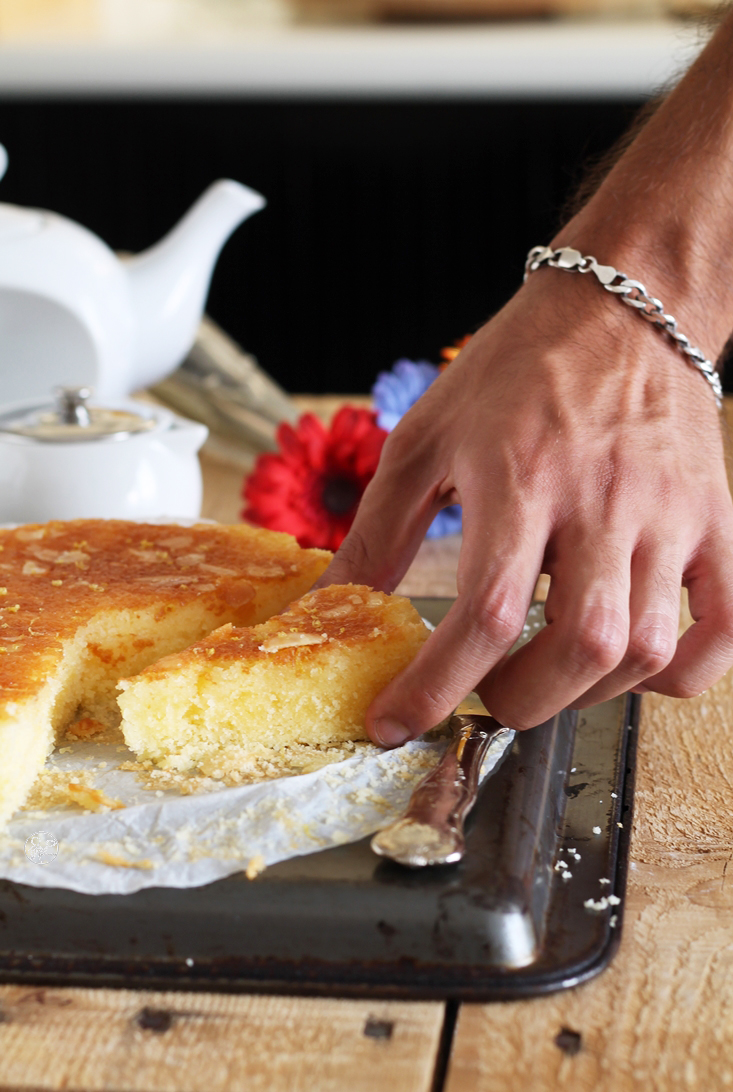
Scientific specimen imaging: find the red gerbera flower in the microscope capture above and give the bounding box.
[242,406,388,551]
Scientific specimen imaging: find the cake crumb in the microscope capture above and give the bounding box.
[259,631,328,653]
[67,783,125,813]
[22,770,124,814]
[22,770,90,810]
[66,717,106,741]
[23,561,48,576]
[96,851,154,870]
[245,854,266,880]
[592,826,602,835]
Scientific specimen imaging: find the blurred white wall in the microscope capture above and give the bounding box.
[0,0,292,43]
[0,0,710,98]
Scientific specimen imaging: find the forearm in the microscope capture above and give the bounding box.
[554,11,733,363]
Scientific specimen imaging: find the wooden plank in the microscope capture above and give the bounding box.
[0,988,445,1092]
[200,451,247,525]
[396,535,460,598]
[445,663,733,1091]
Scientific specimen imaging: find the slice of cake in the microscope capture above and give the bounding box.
[0,519,330,827]
[118,584,430,774]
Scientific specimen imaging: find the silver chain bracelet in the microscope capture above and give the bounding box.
[524,245,723,408]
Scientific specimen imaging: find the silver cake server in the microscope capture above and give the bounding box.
[371,694,512,868]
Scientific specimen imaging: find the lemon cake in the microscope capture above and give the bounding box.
[118,584,430,774]
[0,519,330,826]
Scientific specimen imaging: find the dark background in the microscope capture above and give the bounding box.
[2,96,704,395]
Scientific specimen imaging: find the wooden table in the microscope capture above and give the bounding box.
[2,400,733,1092]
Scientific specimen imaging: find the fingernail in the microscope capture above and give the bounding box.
[372,717,411,748]
[631,685,649,694]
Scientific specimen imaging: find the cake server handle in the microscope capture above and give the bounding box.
[370,712,511,868]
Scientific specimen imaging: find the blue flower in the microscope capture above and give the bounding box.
[372,359,440,432]
[371,357,462,539]
[426,505,463,539]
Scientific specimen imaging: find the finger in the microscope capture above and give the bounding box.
[477,531,631,728]
[365,510,548,747]
[569,541,681,707]
[313,432,443,593]
[634,532,733,698]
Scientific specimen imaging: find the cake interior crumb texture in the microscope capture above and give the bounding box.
[118,584,430,775]
[0,519,331,827]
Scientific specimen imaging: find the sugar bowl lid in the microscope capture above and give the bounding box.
[0,387,158,443]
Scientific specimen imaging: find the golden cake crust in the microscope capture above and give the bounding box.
[0,520,330,708]
[139,583,417,676]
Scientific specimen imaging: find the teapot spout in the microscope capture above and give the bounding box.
[124,179,265,393]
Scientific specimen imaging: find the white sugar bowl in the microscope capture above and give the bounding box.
[0,387,208,523]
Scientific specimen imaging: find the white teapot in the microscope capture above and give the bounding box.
[0,144,265,405]
[0,387,208,522]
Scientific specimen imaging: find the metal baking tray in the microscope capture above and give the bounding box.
[0,598,638,1000]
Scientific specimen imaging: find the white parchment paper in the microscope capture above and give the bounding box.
[0,731,514,895]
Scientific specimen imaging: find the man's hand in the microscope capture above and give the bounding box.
[317,269,733,745]
[317,11,733,746]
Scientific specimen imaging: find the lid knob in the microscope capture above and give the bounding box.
[0,389,158,442]
[54,386,92,428]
